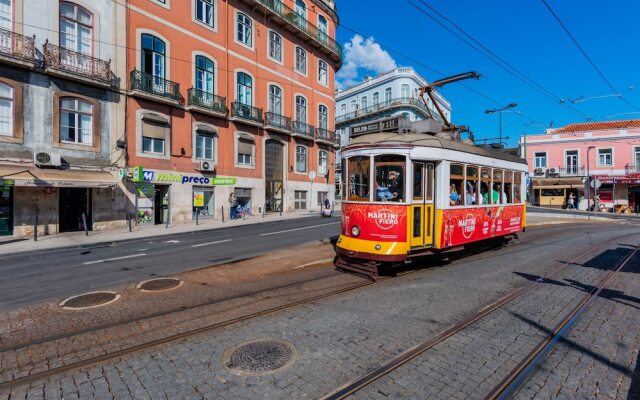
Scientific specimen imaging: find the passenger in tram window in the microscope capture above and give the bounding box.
[449,183,460,206]
[483,183,499,204]
[387,171,403,201]
[465,181,475,205]
[375,178,394,201]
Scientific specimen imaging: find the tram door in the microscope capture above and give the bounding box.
[410,162,435,247]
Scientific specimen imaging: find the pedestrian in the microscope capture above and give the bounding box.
[566,193,575,210]
[228,193,238,220]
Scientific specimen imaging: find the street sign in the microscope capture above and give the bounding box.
[308,170,316,180]
[590,179,602,189]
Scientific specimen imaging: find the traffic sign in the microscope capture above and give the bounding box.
[590,179,602,189]
[308,170,316,180]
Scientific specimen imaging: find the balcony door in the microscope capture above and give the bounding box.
[59,2,93,73]
[0,0,11,31]
[142,34,166,93]
[565,150,578,175]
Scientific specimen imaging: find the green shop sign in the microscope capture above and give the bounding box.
[132,168,236,186]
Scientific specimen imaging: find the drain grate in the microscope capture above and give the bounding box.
[138,278,182,292]
[223,339,297,375]
[60,292,119,309]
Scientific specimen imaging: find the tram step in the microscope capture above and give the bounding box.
[334,257,380,280]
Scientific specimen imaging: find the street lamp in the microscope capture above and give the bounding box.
[485,103,518,145]
[586,146,595,211]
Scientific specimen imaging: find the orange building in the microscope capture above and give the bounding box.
[124,0,341,225]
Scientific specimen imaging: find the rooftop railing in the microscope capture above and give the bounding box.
[44,42,114,85]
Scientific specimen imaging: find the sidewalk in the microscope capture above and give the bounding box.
[0,210,330,254]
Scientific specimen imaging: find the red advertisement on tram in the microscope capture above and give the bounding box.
[341,203,407,242]
[440,206,524,248]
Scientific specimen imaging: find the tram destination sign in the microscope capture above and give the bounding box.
[350,117,410,137]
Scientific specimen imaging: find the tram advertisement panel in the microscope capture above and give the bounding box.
[440,206,523,248]
[342,203,407,242]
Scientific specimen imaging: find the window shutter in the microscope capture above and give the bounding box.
[238,138,254,154]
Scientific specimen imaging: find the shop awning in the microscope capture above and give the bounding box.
[532,177,584,189]
[0,165,120,188]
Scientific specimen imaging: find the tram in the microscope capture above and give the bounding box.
[335,119,528,279]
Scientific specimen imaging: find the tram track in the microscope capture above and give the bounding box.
[319,234,637,400]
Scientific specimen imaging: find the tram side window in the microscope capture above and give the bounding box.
[449,164,464,206]
[375,155,405,202]
[413,163,424,200]
[466,166,478,205]
[426,163,434,201]
[514,172,522,203]
[503,171,513,204]
[480,168,493,204]
[348,156,370,201]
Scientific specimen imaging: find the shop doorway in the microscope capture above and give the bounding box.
[265,139,284,212]
[0,186,13,236]
[154,185,170,225]
[630,186,640,213]
[59,188,92,232]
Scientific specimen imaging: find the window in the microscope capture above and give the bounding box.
[295,95,306,123]
[268,31,282,62]
[318,60,328,85]
[295,145,307,172]
[401,84,410,100]
[0,0,11,30]
[449,164,464,206]
[0,82,13,136]
[635,148,640,172]
[195,128,215,160]
[465,165,478,205]
[385,88,392,104]
[375,155,405,202]
[318,105,328,129]
[350,100,356,112]
[373,92,379,104]
[60,97,92,145]
[195,0,214,27]
[348,156,370,201]
[236,12,252,47]
[60,2,92,55]
[340,104,346,115]
[268,85,282,114]
[317,191,328,206]
[565,150,578,174]
[598,148,613,166]
[361,96,367,111]
[318,150,328,176]
[141,34,165,80]
[514,172,522,203]
[317,15,327,43]
[195,55,214,94]
[193,187,215,218]
[479,167,492,205]
[534,152,547,168]
[295,47,306,74]
[294,190,307,210]
[237,72,252,106]
[141,114,169,155]
[503,171,513,204]
[295,0,306,17]
[237,136,254,166]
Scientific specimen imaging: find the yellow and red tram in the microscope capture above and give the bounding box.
[335,131,529,278]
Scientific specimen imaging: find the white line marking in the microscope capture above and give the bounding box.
[191,239,233,248]
[260,222,340,236]
[164,240,180,243]
[83,253,147,265]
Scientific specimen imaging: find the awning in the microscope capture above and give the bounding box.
[532,177,584,189]
[0,165,120,188]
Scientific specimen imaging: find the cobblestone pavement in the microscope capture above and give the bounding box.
[1,224,639,399]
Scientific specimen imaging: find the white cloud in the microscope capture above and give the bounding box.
[336,35,397,90]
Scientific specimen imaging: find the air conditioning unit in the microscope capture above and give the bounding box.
[199,161,215,172]
[33,150,61,167]
[549,167,556,173]
[546,167,559,176]
[534,167,544,175]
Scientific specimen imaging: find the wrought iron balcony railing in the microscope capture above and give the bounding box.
[336,97,439,124]
[293,120,314,139]
[44,42,114,85]
[316,127,337,143]
[130,70,182,103]
[625,164,640,174]
[253,0,342,61]
[557,165,585,176]
[231,102,263,124]
[187,88,227,115]
[0,28,35,64]
[265,112,291,131]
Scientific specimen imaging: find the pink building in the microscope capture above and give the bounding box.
[521,120,640,211]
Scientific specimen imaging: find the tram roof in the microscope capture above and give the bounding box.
[343,132,528,165]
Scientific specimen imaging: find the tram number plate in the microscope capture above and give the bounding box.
[381,119,398,130]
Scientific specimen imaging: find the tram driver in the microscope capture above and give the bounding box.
[387,171,403,201]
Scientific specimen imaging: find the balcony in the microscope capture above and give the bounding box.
[264,112,292,134]
[43,43,116,88]
[625,164,640,174]
[130,70,183,105]
[0,28,35,68]
[336,97,441,127]
[230,102,263,127]
[557,166,585,176]
[292,120,315,140]
[187,88,227,118]
[316,127,338,146]
[242,0,342,68]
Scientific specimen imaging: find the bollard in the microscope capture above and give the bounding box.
[128,212,132,232]
[82,213,88,236]
[243,207,246,220]
[34,214,37,242]
[222,206,225,223]
[196,210,199,226]
[263,203,266,218]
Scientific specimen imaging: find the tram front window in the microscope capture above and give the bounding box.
[348,156,370,201]
[375,155,405,202]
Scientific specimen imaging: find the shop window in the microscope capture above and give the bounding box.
[234,187,252,212]
[449,164,464,206]
[294,190,307,210]
[60,97,93,145]
[374,155,404,202]
[193,187,215,218]
[598,148,613,166]
[348,156,369,201]
[141,113,169,155]
[237,136,254,166]
[465,165,478,205]
[295,145,307,173]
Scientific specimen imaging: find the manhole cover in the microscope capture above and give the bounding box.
[59,291,120,310]
[222,339,297,376]
[137,278,183,292]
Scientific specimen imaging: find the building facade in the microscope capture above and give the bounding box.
[0,0,127,237]
[521,120,640,211]
[125,0,341,225]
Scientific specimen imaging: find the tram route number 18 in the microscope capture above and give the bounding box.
[381,119,398,130]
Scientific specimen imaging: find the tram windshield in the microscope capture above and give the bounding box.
[375,155,405,202]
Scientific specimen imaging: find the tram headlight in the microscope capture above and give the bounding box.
[351,225,361,237]
[375,244,382,250]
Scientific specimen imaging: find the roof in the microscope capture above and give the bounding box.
[550,119,640,133]
[343,132,528,165]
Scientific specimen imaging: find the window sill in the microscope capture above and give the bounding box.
[235,163,254,170]
[54,141,99,153]
[234,39,255,52]
[137,151,170,160]
[192,18,218,33]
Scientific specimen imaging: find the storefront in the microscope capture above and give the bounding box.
[0,181,13,236]
[531,177,584,209]
[593,174,640,210]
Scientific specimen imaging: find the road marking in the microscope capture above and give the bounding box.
[260,222,340,236]
[191,239,232,248]
[164,240,180,243]
[83,253,147,265]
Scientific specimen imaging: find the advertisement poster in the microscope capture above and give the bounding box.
[341,203,407,242]
[193,189,205,207]
[440,206,523,248]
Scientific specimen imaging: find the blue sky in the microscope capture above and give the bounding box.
[333,0,640,147]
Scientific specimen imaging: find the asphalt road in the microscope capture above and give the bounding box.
[0,215,342,309]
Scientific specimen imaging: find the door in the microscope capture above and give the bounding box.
[265,140,284,212]
[59,188,91,232]
[565,150,578,175]
[410,162,435,247]
[154,185,169,225]
[0,185,12,235]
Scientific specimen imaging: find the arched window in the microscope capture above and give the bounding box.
[195,55,214,94]
[141,34,165,78]
[0,82,13,136]
[295,145,307,173]
[318,150,328,176]
[268,85,282,114]
[361,96,367,111]
[295,47,306,74]
[60,2,93,55]
[268,31,282,62]
[237,72,252,106]
[60,97,93,145]
[318,15,328,43]
[236,12,252,46]
[0,0,12,30]
[385,87,392,104]
[295,0,306,17]
[318,105,328,130]
[295,95,306,123]
[318,60,328,85]
[401,84,410,100]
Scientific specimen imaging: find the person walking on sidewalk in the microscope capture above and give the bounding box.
[567,192,576,210]
[228,193,238,220]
